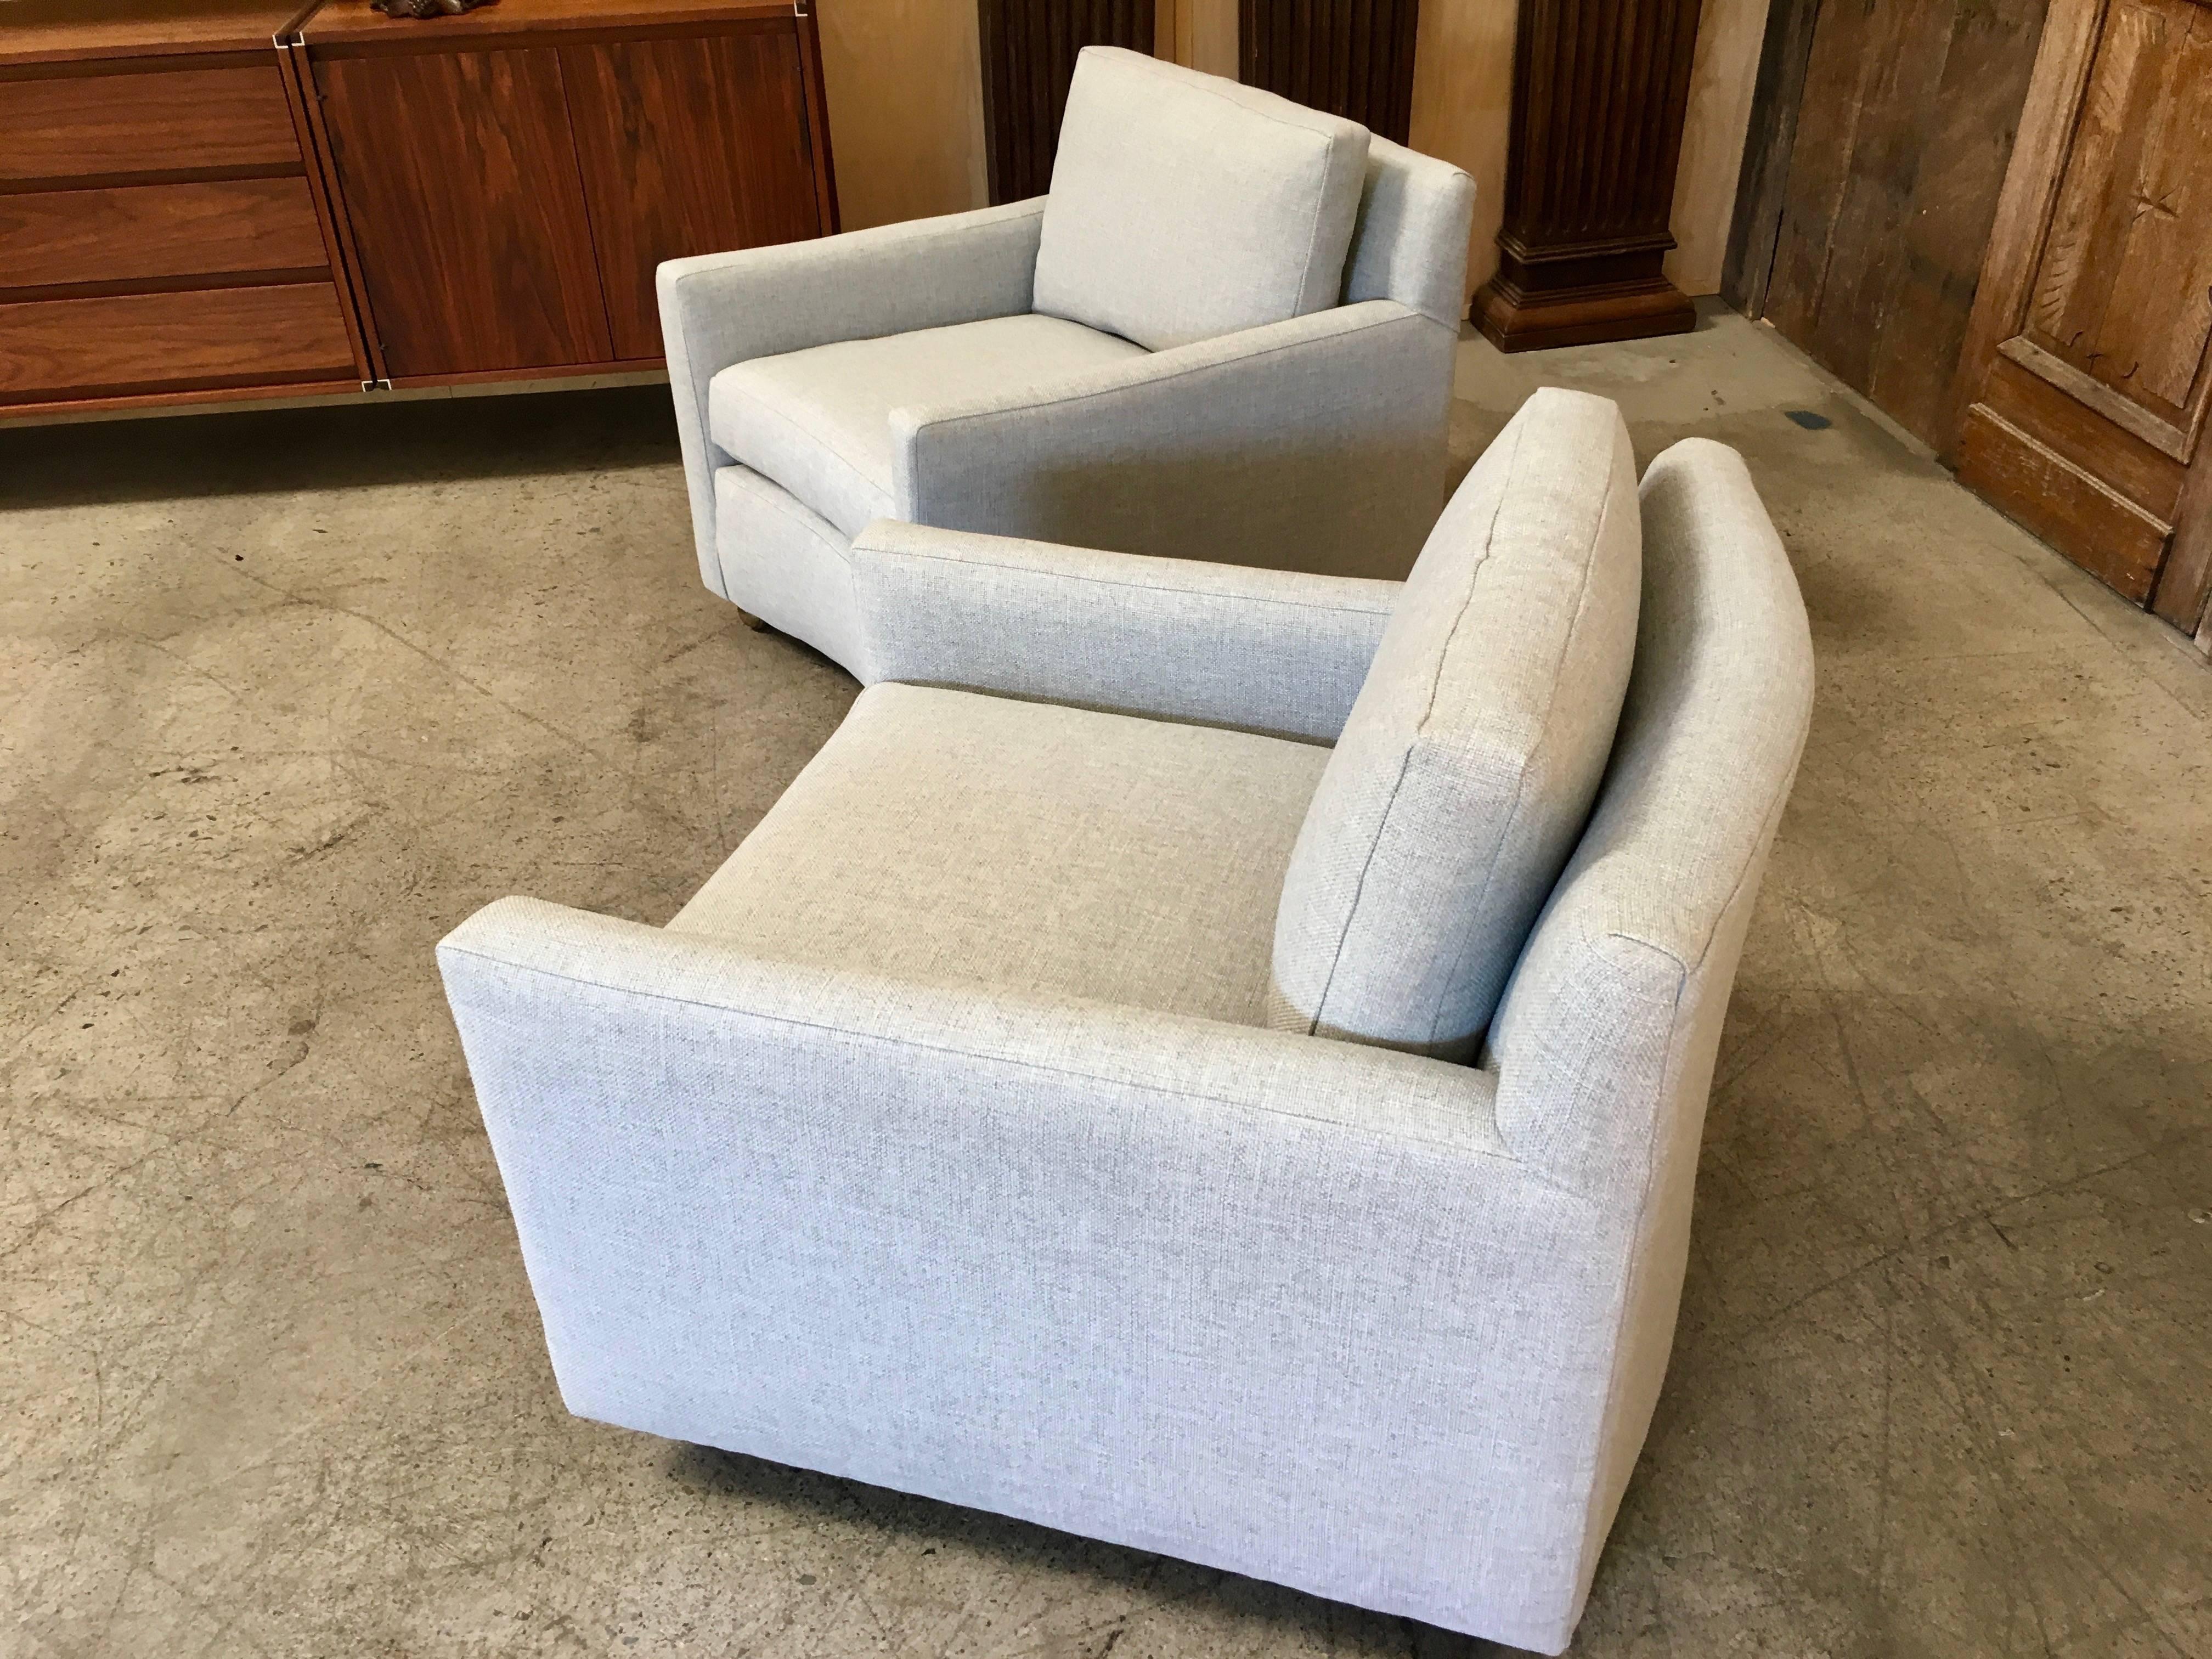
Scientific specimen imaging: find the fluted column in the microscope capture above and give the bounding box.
[978,0,1156,205]
[1472,0,1703,351]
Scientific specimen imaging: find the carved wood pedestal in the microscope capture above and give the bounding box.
[1472,0,1704,352]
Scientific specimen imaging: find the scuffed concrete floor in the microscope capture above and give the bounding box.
[4,308,2209,1657]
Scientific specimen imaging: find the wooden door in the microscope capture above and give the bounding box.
[977,0,1155,205]
[1240,0,1421,142]
[1725,0,2050,453]
[563,30,825,362]
[312,46,613,378]
[1957,0,2212,628]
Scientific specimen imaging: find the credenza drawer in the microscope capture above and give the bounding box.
[0,65,302,185]
[0,283,356,402]
[0,178,329,292]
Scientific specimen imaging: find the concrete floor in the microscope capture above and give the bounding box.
[4,309,2208,1658]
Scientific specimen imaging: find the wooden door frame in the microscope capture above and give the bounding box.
[1955,0,2212,634]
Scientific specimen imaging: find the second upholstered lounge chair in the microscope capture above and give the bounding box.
[656,46,1476,675]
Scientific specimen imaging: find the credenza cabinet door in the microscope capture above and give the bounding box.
[312,46,614,377]
[563,30,825,362]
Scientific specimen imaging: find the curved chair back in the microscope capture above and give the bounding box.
[1482,436,1814,1612]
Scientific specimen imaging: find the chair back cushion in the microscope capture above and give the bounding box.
[1270,388,1642,1058]
[1032,48,1370,352]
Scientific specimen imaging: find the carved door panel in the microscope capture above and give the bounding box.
[1959,0,2212,628]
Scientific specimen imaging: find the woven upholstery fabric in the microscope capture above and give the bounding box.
[1482,436,1816,1627]
[659,199,1047,597]
[710,466,869,675]
[849,520,1397,742]
[669,683,1328,1027]
[1032,48,1370,352]
[436,432,1814,1655]
[1342,137,1478,328]
[657,123,1469,661]
[1271,387,1642,1058]
[895,301,1455,587]
[710,313,1146,540]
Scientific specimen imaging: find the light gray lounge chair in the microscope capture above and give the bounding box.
[441,393,1814,1652]
[657,46,1475,675]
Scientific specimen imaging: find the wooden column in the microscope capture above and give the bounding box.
[978,0,1156,206]
[1240,0,1423,143]
[1472,0,1703,352]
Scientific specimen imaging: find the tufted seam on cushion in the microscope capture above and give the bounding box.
[1300,415,1531,1037]
[1419,433,1624,1049]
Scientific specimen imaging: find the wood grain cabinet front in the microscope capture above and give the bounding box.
[0,178,330,294]
[310,46,617,377]
[562,29,826,362]
[0,0,836,416]
[0,64,303,187]
[0,2,374,415]
[0,284,357,402]
[297,0,838,385]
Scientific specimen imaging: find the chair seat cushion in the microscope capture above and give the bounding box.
[708,313,1149,539]
[1032,47,1370,352]
[669,683,1330,1028]
[1270,387,1644,1059]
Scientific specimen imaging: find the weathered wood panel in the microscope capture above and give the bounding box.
[1723,0,1822,316]
[1731,0,2048,455]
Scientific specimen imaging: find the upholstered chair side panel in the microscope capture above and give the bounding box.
[439,896,1638,1652]
[1344,137,1477,328]
[656,201,1045,597]
[712,469,869,674]
[848,521,1398,742]
[895,301,1453,582]
[1481,437,1814,1629]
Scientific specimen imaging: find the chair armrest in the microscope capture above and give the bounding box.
[437,895,1634,1647]
[656,199,1047,598]
[889,299,1457,583]
[848,520,1397,742]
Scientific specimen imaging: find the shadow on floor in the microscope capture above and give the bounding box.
[665,1442,1499,1656]
[0,384,679,510]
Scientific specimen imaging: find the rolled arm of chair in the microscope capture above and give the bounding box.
[890,299,1458,583]
[848,520,1398,741]
[437,893,1630,1649]
[657,199,1048,597]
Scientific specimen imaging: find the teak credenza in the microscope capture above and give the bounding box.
[0,0,838,417]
